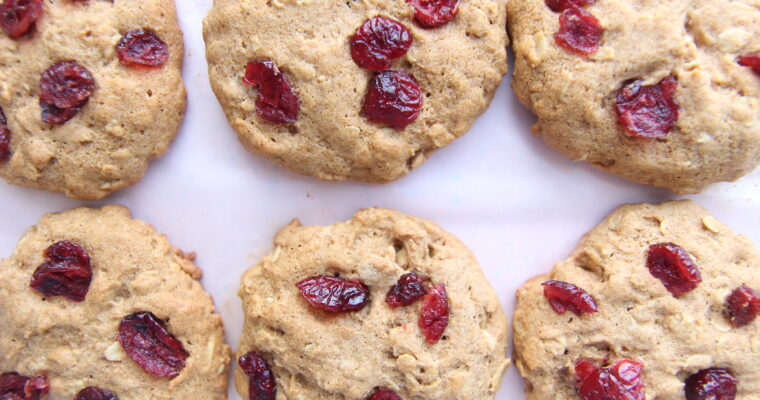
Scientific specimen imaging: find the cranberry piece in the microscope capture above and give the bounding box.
[295,275,370,312]
[0,373,49,400]
[386,272,427,307]
[118,312,188,378]
[29,240,93,302]
[40,101,83,124]
[541,280,598,315]
[242,60,299,124]
[545,0,595,12]
[367,387,402,400]
[725,285,760,327]
[408,0,458,28]
[116,29,169,67]
[75,387,119,400]
[0,107,11,163]
[238,352,276,400]
[418,283,448,344]
[554,7,603,56]
[646,243,701,296]
[0,0,42,39]
[39,61,95,109]
[350,16,412,71]
[363,70,422,130]
[685,368,737,400]
[615,76,679,139]
[576,359,645,400]
[738,53,760,77]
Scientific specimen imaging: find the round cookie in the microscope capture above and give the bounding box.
[203,0,507,183]
[513,200,760,399]
[236,208,509,399]
[0,205,230,399]
[0,0,186,200]
[507,0,760,194]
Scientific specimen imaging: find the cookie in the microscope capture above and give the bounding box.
[236,208,509,399]
[0,205,230,399]
[0,0,186,200]
[507,0,760,194]
[203,0,507,183]
[513,200,760,399]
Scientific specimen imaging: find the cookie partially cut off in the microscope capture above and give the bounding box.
[236,208,510,399]
[513,200,760,399]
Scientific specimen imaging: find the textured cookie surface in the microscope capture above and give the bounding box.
[513,200,760,399]
[0,206,229,399]
[0,0,186,200]
[236,208,509,399]
[508,0,760,193]
[204,0,506,183]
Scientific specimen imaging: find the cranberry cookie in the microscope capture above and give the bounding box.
[508,0,760,193]
[513,200,760,399]
[0,206,230,399]
[0,0,186,200]
[203,0,507,183]
[236,208,509,399]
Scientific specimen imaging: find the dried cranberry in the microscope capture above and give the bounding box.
[367,387,402,400]
[40,101,83,124]
[725,285,760,327]
[350,16,412,71]
[29,240,92,302]
[576,359,645,400]
[295,275,370,312]
[118,312,188,378]
[0,373,49,400]
[386,272,427,307]
[738,53,760,77]
[545,0,595,12]
[615,76,679,139]
[363,70,422,130]
[39,61,95,109]
[75,387,119,400]
[116,29,169,67]
[418,283,448,344]
[242,60,299,124]
[0,0,42,39]
[0,107,11,163]
[646,243,701,296]
[685,368,737,400]
[408,0,458,28]
[238,352,276,400]
[555,7,603,56]
[541,280,598,315]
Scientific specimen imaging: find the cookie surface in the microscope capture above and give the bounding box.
[513,200,760,399]
[508,0,760,194]
[0,0,186,200]
[0,206,229,399]
[236,208,509,399]
[203,0,506,183]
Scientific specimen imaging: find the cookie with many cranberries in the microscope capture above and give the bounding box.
[0,206,230,398]
[236,208,509,399]
[514,201,760,399]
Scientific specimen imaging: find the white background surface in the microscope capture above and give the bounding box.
[2,1,759,398]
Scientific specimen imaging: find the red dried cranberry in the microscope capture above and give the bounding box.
[576,359,645,400]
[545,0,595,12]
[408,0,458,28]
[541,280,598,315]
[386,272,427,307]
[29,240,92,302]
[39,61,95,109]
[685,368,737,400]
[725,285,760,327]
[75,387,119,400]
[116,29,169,67]
[646,243,701,296]
[0,0,42,39]
[363,70,422,130]
[615,76,679,139]
[238,352,276,400]
[0,107,11,163]
[40,101,83,124]
[555,7,603,56]
[0,373,49,400]
[350,16,412,71]
[367,387,402,400]
[295,275,370,312]
[418,283,448,344]
[243,60,299,124]
[118,312,188,378]
[738,53,760,77]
